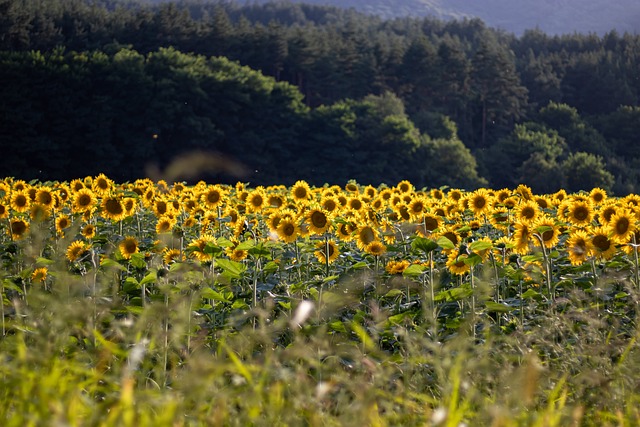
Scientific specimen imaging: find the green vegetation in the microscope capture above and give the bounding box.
[1,0,640,193]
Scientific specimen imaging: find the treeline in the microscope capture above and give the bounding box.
[2,0,640,193]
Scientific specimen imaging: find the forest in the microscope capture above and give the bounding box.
[2,0,640,193]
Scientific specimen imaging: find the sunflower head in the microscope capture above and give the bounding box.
[66,240,89,262]
[307,209,330,235]
[119,236,139,260]
[31,267,48,283]
[314,239,340,264]
[9,218,29,240]
[364,240,387,256]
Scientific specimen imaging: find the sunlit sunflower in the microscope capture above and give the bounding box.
[347,197,364,212]
[534,196,551,210]
[66,240,89,262]
[589,188,607,205]
[152,198,171,217]
[393,204,412,222]
[119,236,139,260]
[365,240,387,256]
[396,180,413,194]
[35,188,55,211]
[363,185,377,200]
[345,182,359,193]
[31,267,48,283]
[156,215,177,234]
[55,214,71,236]
[516,200,540,226]
[226,245,248,262]
[408,197,427,221]
[385,259,411,275]
[566,230,593,266]
[72,188,96,214]
[91,173,113,196]
[417,213,441,236]
[0,203,8,219]
[533,216,560,249]
[10,190,30,213]
[515,184,534,201]
[142,187,156,208]
[267,194,284,208]
[163,248,182,265]
[512,222,533,255]
[246,188,267,213]
[469,189,492,217]
[355,225,379,250]
[306,208,331,235]
[188,234,217,263]
[9,218,29,240]
[336,221,355,241]
[446,250,470,276]
[596,203,618,226]
[30,204,50,222]
[565,200,594,227]
[608,208,636,244]
[276,218,300,243]
[438,227,460,252]
[291,180,312,203]
[101,195,126,222]
[590,226,617,260]
[82,223,96,239]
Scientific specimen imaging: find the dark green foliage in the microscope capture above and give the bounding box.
[1,0,640,191]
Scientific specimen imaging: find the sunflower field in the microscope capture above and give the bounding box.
[2,175,640,425]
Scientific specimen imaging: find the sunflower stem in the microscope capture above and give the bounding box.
[633,234,640,292]
[1,280,5,337]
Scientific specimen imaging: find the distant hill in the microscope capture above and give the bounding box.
[233,0,640,35]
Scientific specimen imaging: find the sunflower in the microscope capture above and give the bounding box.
[590,226,617,260]
[152,198,170,217]
[355,225,378,250]
[608,209,636,244]
[438,227,460,252]
[396,180,413,194]
[417,213,441,236]
[92,173,113,196]
[291,180,312,203]
[72,189,96,214]
[142,187,156,208]
[101,195,126,222]
[307,208,331,235]
[516,200,540,226]
[9,218,29,240]
[566,230,593,266]
[393,204,412,222]
[35,188,55,210]
[29,204,50,222]
[276,218,300,243]
[533,216,560,249]
[365,240,387,256]
[446,250,470,276]
[66,240,89,262]
[320,196,340,215]
[408,197,427,221]
[226,245,248,262]
[515,184,534,201]
[189,235,217,262]
[565,200,594,227]
[163,248,182,265]
[55,214,71,236]
[596,203,618,226]
[385,259,411,275]
[345,182,359,193]
[156,215,177,234]
[268,194,284,208]
[82,223,96,239]
[469,189,492,217]
[347,197,364,212]
[246,188,267,213]
[31,267,48,283]
[119,236,139,260]
[363,185,377,200]
[512,222,533,255]
[10,190,30,213]
[70,179,86,193]
[336,221,355,241]
[0,203,8,219]
[589,188,607,205]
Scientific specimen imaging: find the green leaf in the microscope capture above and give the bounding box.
[231,299,249,310]
[329,321,347,333]
[436,236,455,250]
[100,258,127,271]
[236,239,255,251]
[384,289,403,298]
[469,240,493,252]
[201,287,231,302]
[3,279,23,294]
[463,253,483,267]
[412,237,438,254]
[262,261,280,274]
[123,277,140,293]
[204,242,223,256]
[350,261,368,269]
[216,237,235,248]
[350,322,375,351]
[402,264,426,278]
[521,253,544,263]
[129,252,147,269]
[485,301,515,313]
[216,258,247,279]
[139,272,157,286]
[435,287,473,302]
[521,289,541,299]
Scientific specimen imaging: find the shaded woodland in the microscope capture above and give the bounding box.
[2,0,640,193]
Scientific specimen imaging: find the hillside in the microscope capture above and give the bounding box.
[236,0,640,35]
